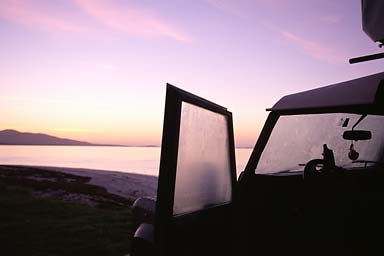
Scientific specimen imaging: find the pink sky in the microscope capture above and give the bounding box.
[0,0,382,147]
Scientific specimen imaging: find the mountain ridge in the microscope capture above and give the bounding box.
[0,129,105,146]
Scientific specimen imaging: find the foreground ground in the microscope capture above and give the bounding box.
[0,165,156,256]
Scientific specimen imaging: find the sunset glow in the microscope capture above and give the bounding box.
[1,0,382,147]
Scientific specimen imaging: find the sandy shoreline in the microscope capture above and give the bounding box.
[2,164,158,200]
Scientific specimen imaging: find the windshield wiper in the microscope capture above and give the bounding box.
[351,160,384,168]
[275,169,302,174]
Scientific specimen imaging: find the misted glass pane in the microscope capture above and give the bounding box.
[173,102,232,215]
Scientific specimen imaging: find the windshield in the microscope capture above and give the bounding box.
[255,113,384,174]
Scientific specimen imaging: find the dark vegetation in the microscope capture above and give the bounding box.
[0,165,134,256]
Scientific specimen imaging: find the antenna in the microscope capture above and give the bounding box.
[349,52,384,64]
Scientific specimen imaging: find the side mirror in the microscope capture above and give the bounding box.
[132,197,156,226]
[343,130,372,141]
[131,198,156,256]
[132,223,155,256]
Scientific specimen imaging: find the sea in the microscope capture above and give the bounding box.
[0,145,252,177]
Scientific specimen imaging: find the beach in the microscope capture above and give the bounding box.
[0,164,158,204]
[37,166,158,199]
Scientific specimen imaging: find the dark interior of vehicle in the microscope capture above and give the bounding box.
[237,164,384,255]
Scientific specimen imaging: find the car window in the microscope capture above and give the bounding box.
[173,102,232,215]
[256,113,384,174]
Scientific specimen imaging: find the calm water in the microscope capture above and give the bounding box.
[0,146,252,177]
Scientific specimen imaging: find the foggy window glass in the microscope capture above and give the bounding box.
[256,113,384,174]
[173,102,232,215]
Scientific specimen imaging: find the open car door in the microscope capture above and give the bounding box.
[155,84,237,256]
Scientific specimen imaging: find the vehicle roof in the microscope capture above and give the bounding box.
[269,72,384,112]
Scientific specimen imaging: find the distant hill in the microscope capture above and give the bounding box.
[0,129,95,146]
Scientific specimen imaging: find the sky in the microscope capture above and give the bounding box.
[0,0,383,147]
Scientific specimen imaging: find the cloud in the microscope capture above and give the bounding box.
[205,0,288,17]
[281,31,345,64]
[74,0,190,42]
[320,15,341,24]
[0,0,190,42]
[0,0,84,33]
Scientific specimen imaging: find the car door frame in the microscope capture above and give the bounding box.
[154,84,237,255]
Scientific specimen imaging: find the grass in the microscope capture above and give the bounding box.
[0,182,133,256]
